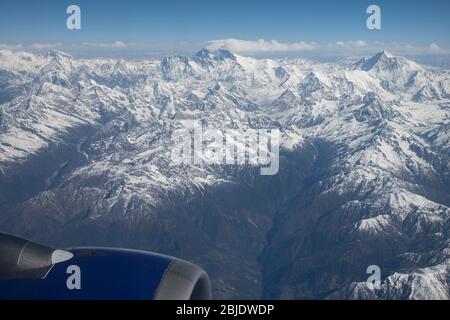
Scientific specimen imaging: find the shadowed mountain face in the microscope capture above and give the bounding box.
[0,49,449,299]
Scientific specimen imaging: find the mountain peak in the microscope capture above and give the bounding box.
[375,50,393,59]
[358,50,396,71]
[194,48,236,62]
[113,60,129,74]
[46,49,73,60]
[355,50,423,77]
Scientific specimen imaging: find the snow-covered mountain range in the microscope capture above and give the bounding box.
[0,48,449,299]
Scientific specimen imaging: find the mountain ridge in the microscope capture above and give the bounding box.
[0,49,449,299]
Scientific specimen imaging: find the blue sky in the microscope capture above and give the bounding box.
[0,0,449,57]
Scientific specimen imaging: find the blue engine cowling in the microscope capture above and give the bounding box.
[0,233,211,300]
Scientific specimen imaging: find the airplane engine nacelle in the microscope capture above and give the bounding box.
[0,233,211,300]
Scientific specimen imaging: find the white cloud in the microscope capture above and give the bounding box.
[82,41,134,49]
[0,43,24,50]
[354,40,367,47]
[391,42,449,55]
[29,42,63,50]
[111,41,128,48]
[206,38,316,53]
[334,40,367,48]
[429,43,446,53]
[322,40,450,56]
[205,38,378,55]
[0,39,448,58]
